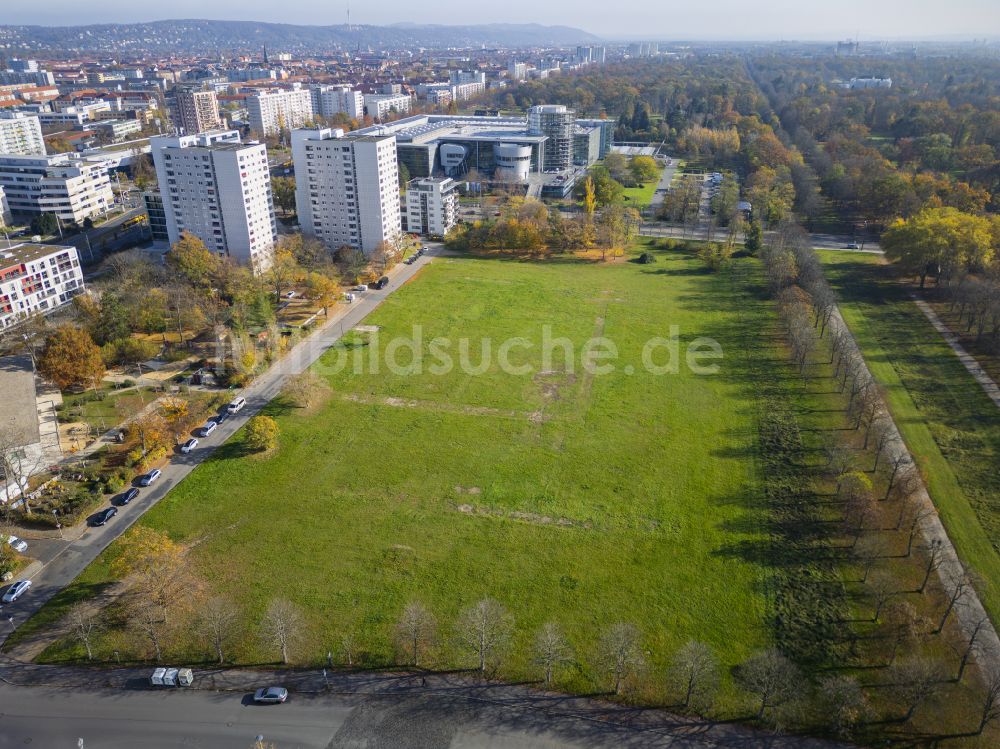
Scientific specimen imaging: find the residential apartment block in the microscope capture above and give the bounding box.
[247,89,314,137]
[292,127,402,255]
[403,177,457,237]
[174,88,222,135]
[0,112,46,156]
[0,243,84,329]
[150,130,277,273]
[310,84,364,121]
[363,93,411,120]
[0,153,113,223]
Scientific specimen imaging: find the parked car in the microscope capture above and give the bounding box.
[354,284,368,292]
[845,242,860,250]
[119,487,140,505]
[6,535,28,553]
[199,421,218,437]
[404,256,416,265]
[285,291,296,298]
[253,686,288,704]
[180,438,199,454]
[91,507,118,526]
[226,396,246,415]
[373,276,389,290]
[138,469,162,486]
[2,580,31,603]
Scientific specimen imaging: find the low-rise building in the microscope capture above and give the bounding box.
[0,243,84,330]
[403,177,457,237]
[91,118,143,142]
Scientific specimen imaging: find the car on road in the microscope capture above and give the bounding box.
[2,580,31,603]
[180,438,199,454]
[91,507,118,526]
[404,256,416,265]
[354,284,368,292]
[119,487,140,505]
[845,242,860,250]
[6,535,28,553]
[199,420,218,437]
[226,396,246,414]
[138,469,162,486]
[253,687,288,704]
[373,276,389,290]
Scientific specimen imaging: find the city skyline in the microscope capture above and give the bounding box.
[4,1,999,41]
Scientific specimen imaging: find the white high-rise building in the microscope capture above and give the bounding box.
[247,89,314,137]
[0,153,113,223]
[363,93,411,120]
[310,84,364,121]
[292,127,402,255]
[150,131,277,273]
[0,112,46,157]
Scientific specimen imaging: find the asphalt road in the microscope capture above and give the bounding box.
[0,247,441,647]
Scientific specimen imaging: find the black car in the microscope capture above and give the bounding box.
[91,507,118,526]
[373,276,389,290]
[119,487,140,505]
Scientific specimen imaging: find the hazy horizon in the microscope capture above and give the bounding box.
[5,1,999,42]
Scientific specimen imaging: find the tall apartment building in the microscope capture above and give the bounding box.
[403,177,457,237]
[0,153,113,223]
[0,112,46,156]
[508,62,528,81]
[150,131,277,273]
[174,88,222,135]
[363,93,411,120]
[247,89,314,137]
[528,105,575,171]
[310,84,364,120]
[0,243,85,330]
[292,127,402,255]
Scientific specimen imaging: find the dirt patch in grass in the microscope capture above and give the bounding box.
[343,393,548,422]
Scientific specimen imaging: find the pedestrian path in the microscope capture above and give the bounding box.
[912,296,1000,410]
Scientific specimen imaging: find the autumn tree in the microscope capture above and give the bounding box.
[245,415,279,452]
[166,232,220,289]
[888,657,945,722]
[111,526,193,625]
[283,371,331,409]
[628,155,660,184]
[531,622,573,685]
[454,598,514,673]
[394,600,437,667]
[881,207,994,287]
[38,325,105,390]
[271,176,297,215]
[818,675,869,737]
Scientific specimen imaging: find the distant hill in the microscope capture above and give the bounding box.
[0,19,601,56]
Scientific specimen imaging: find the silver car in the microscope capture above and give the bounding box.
[6,535,28,553]
[2,579,31,603]
[253,686,288,704]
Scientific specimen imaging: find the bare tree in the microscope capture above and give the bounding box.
[531,622,572,685]
[853,535,882,584]
[197,597,241,664]
[596,622,646,695]
[735,648,801,721]
[668,640,720,711]
[260,598,305,665]
[885,453,915,500]
[127,595,167,662]
[918,539,943,593]
[906,507,934,557]
[882,600,925,665]
[454,598,514,673]
[957,617,989,681]
[68,603,104,661]
[887,657,945,722]
[870,418,896,474]
[868,571,898,623]
[0,419,47,514]
[395,601,437,667]
[818,675,870,738]
[976,669,1000,735]
[283,371,331,409]
[936,567,975,634]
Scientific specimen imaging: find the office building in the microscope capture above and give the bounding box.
[363,93,411,120]
[150,131,277,273]
[310,84,364,120]
[0,112,45,157]
[292,127,402,255]
[0,243,85,330]
[0,153,113,223]
[528,105,575,171]
[247,89,314,137]
[403,177,457,237]
[174,88,222,135]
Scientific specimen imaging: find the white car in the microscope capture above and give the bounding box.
[199,420,218,437]
[138,469,162,486]
[6,535,27,554]
[354,284,368,292]
[180,438,199,454]
[2,579,31,603]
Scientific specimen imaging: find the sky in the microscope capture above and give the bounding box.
[6,0,1000,40]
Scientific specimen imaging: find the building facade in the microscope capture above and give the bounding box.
[0,112,46,157]
[174,88,222,135]
[310,85,364,121]
[247,89,314,137]
[292,127,402,255]
[403,177,457,237]
[150,131,277,273]
[0,153,113,223]
[363,93,411,120]
[528,105,575,172]
[0,243,84,329]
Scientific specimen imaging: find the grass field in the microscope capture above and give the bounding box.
[25,244,788,686]
[820,251,1000,624]
[621,179,659,210]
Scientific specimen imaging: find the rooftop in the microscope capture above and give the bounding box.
[0,243,77,266]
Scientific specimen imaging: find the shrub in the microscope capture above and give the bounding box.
[122,379,136,388]
[138,446,167,471]
[103,474,126,494]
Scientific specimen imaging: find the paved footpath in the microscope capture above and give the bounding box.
[912,295,1000,410]
[0,248,440,650]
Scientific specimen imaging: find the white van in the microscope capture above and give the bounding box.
[226,396,246,414]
